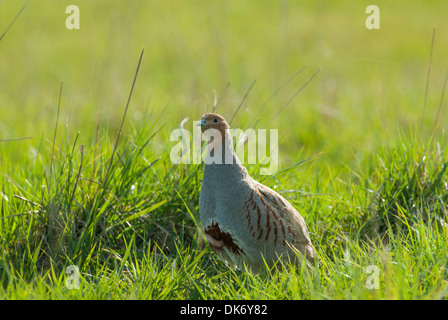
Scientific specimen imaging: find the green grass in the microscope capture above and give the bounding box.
[1,0,448,299]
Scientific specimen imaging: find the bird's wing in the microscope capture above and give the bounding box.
[245,180,312,250]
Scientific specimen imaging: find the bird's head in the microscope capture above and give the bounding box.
[198,113,230,139]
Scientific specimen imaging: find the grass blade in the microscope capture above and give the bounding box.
[229,80,256,125]
[265,67,320,126]
[419,26,436,140]
[103,48,145,186]
[0,1,28,43]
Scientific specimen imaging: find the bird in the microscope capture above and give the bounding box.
[198,113,316,272]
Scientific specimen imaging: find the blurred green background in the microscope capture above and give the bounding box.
[1,0,448,167]
[2,1,448,300]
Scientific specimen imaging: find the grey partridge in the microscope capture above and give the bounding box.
[198,113,316,272]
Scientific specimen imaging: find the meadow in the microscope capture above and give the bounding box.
[1,0,448,300]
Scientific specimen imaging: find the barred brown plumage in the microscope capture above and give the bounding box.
[198,113,316,272]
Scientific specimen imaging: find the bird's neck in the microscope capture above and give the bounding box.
[204,131,248,178]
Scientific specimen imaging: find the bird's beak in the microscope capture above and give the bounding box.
[197,118,206,127]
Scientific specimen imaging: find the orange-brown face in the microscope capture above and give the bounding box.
[198,113,230,135]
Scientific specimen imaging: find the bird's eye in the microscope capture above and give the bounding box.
[213,118,218,123]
